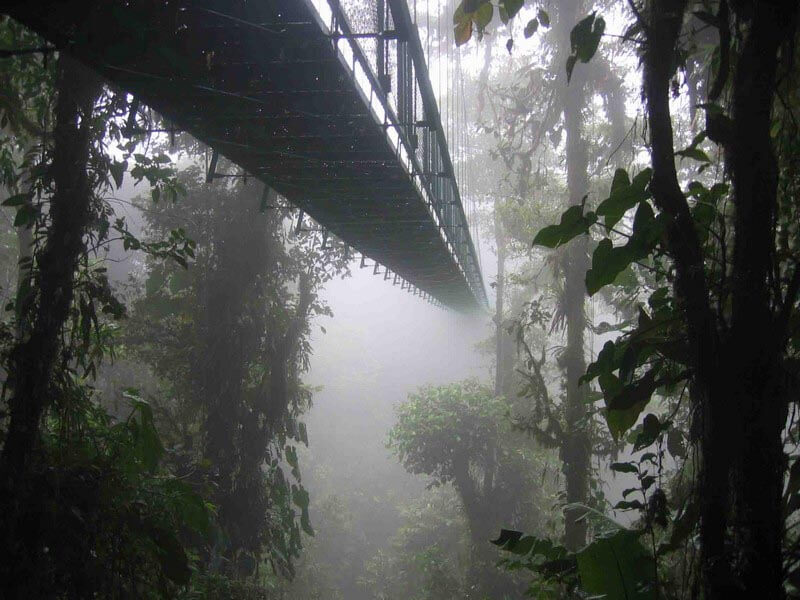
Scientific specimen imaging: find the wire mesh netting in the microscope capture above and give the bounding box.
[318,0,485,306]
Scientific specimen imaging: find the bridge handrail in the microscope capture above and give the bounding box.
[386,0,487,309]
[306,0,488,309]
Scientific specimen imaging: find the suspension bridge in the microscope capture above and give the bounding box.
[3,0,487,312]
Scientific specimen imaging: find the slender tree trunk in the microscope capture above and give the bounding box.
[558,0,591,552]
[494,209,512,398]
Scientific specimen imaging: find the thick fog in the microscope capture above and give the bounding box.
[6,0,793,597]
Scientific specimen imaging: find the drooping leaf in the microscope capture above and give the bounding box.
[501,0,524,20]
[567,13,605,82]
[576,529,655,599]
[610,461,638,474]
[109,159,127,189]
[454,18,473,46]
[532,202,596,248]
[524,18,539,38]
[537,9,550,27]
[676,147,711,163]
[474,2,493,28]
[596,168,652,229]
[633,413,670,451]
[13,203,38,228]
[586,239,636,296]
[2,193,30,207]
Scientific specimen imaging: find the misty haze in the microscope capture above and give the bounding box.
[0,1,798,599]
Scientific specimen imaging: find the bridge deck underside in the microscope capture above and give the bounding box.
[5,0,480,311]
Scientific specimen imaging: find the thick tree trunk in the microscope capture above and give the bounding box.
[643,1,798,597]
[642,3,732,596]
[727,2,797,597]
[0,55,100,593]
[1,55,99,477]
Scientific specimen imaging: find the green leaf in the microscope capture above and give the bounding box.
[610,462,638,474]
[606,401,648,441]
[537,9,550,27]
[567,12,605,81]
[633,413,669,451]
[298,421,309,446]
[608,369,658,412]
[667,427,686,459]
[499,6,510,24]
[566,55,578,82]
[676,147,711,163]
[491,528,523,548]
[501,0,524,20]
[454,18,473,46]
[586,239,635,295]
[524,18,539,38]
[582,340,618,384]
[109,160,127,189]
[603,370,660,440]
[596,168,652,229]
[576,530,655,599]
[2,193,30,207]
[474,2,493,28]
[532,202,596,248]
[571,13,605,62]
[615,499,645,510]
[13,203,38,228]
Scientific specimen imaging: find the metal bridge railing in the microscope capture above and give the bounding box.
[306,0,488,309]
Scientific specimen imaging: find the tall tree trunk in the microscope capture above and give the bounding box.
[0,54,100,593]
[494,209,513,398]
[727,2,797,597]
[558,0,591,552]
[643,1,798,597]
[1,55,99,477]
[642,2,730,595]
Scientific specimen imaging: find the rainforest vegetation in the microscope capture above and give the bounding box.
[1,0,799,598]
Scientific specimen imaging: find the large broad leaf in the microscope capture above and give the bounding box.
[603,371,659,440]
[492,529,577,584]
[474,2,493,28]
[596,168,652,229]
[501,0,524,19]
[495,527,655,599]
[577,529,656,599]
[567,13,606,81]
[533,203,596,248]
[586,199,665,296]
[586,239,636,295]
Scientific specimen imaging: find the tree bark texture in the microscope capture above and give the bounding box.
[642,1,798,597]
[0,54,101,594]
[1,55,100,478]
